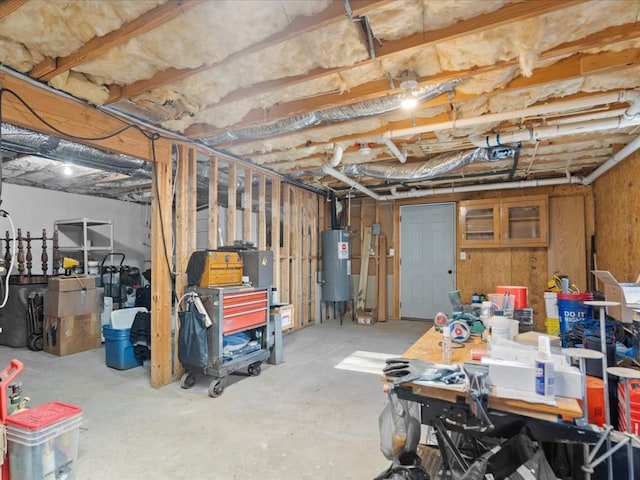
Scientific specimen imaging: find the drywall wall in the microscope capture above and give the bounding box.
[0,183,150,274]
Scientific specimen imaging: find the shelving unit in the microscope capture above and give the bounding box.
[54,218,113,274]
[459,196,548,248]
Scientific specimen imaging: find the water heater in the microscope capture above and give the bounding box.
[321,229,351,302]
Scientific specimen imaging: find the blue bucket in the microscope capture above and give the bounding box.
[103,325,141,370]
[557,292,593,346]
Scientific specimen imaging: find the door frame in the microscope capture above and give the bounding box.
[394,201,457,319]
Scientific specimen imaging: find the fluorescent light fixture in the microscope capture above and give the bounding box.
[63,164,72,175]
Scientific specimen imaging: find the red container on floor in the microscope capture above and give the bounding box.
[496,286,528,309]
[618,379,640,434]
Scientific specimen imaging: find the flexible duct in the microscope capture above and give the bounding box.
[1,123,151,177]
[341,147,513,181]
[202,80,459,146]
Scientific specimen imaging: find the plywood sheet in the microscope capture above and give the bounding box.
[547,196,587,292]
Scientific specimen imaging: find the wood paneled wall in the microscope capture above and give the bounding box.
[344,184,594,330]
[592,149,640,286]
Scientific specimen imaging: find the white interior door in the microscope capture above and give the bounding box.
[400,203,456,319]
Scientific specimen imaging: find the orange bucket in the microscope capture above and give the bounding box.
[496,286,528,309]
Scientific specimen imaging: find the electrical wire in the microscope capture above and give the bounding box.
[0,210,16,308]
[0,86,178,295]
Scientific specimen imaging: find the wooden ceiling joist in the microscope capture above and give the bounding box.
[0,0,27,20]
[30,0,203,81]
[0,72,171,162]
[183,0,586,138]
[199,33,640,150]
[107,0,389,104]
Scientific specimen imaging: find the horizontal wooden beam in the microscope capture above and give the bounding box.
[109,0,387,103]
[0,0,27,19]
[33,0,203,82]
[0,72,171,162]
[184,0,586,138]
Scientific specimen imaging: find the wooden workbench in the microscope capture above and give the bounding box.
[401,327,583,419]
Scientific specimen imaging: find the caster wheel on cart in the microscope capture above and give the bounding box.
[208,380,224,398]
[28,335,43,352]
[180,372,196,389]
[248,362,262,376]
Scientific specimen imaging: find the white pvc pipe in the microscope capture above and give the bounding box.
[469,116,640,148]
[327,144,344,168]
[322,161,584,201]
[382,138,406,163]
[384,91,640,140]
[583,134,640,184]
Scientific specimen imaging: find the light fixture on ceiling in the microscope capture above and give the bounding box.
[63,164,72,176]
[356,142,375,155]
[398,70,420,110]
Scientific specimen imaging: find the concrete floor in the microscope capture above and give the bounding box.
[0,319,430,479]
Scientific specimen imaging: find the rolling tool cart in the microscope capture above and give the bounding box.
[179,286,270,398]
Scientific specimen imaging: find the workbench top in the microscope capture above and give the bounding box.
[401,327,583,419]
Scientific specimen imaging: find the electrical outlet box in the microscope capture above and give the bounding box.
[460,251,467,260]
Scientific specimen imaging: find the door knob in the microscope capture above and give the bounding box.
[448,270,453,274]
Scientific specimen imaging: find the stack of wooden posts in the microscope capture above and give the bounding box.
[356,226,387,325]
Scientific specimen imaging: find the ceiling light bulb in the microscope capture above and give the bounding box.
[64,165,72,175]
[401,96,418,109]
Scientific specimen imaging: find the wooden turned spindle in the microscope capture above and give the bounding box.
[52,230,60,274]
[17,228,24,279]
[4,230,10,267]
[26,231,32,277]
[41,229,48,277]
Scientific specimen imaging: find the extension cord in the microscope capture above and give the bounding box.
[193,295,212,327]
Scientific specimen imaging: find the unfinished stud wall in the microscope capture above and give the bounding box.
[175,149,323,331]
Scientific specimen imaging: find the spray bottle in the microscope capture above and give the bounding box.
[535,335,555,398]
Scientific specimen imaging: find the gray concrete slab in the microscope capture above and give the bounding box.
[0,319,430,479]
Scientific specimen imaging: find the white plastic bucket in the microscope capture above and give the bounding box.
[544,291,559,319]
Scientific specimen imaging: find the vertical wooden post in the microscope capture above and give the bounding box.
[208,155,218,250]
[227,162,237,245]
[281,184,291,306]
[243,167,253,243]
[174,145,198,377]
[151,140,174,387]
[271,178,281,296]
[258,174,266,250]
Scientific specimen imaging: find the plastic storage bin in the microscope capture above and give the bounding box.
[103,325,141,369]
[7,401,82,480]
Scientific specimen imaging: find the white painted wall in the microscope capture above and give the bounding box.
[0,183,150,274]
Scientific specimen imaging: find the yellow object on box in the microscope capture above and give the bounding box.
[199,251,243,287]
[545,318,560,336]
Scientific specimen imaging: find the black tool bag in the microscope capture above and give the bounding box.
[178,302,209,369]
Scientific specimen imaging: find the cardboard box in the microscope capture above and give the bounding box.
[356,308,377,325]
[48,275,96,292]
[44,288,100,317]
[482,357,582,399]
[272,304,293,331]
[43,313,101,356]
[593,270,640,323]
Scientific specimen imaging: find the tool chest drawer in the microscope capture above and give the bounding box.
[221,290,268,334]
